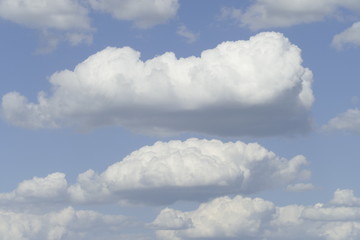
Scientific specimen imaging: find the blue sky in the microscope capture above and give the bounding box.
[1,0,360,239]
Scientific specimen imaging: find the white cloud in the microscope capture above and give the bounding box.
[153,190,360,240]
[1,32,314,137]
[286,183,315,192]
[330,189,360,206]
[0,0,93,52]
[0,0,179,51]
[0,138,311,206]
[221,0,360,30]
[150,208,193,230]
[87,0,179,28]
[13,173,67,201]
[323,108,360,133]
[0,0,91,30]
[332,22,360,49]
[154,195,275,239]
[176,24,198,43]
[0,173,68,205]
[69,138,310,204]
[0,207,142,240]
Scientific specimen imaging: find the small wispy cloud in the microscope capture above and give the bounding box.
[332,22,360,50]
[286,183,316,192]
[176,24,198,43]
[322,108,360,133]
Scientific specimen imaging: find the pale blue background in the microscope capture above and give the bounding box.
[0,0,359,225]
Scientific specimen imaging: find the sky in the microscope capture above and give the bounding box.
[1,0,360,239]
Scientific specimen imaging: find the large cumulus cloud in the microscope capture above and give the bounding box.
[1,32,314,136]
[0,138,311,206]
[153,189,360,240]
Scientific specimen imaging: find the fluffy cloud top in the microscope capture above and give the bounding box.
[154,195,275,239]
[69,138,310,204]
[221,0,360,30]
[323,108,360,133]
[0,173,68,204]
[1,32,314,136]
[0,138,310,206]
[88,0,179,28]
[0,207,139,240]
[153,190,360,240]
[330,189,360,206]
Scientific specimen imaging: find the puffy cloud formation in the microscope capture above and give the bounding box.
[332,22,360,49]
[153,190,360,240]
[0,173,68,205]
[330,189,360,206]
[69,138,310,204]
[87,0,179,29]
[153,195,275,239]
[323,108,360,133]
[0,138,310,205]
[220,0,360,30]
[1,32,314,136]
[0,207,140,240]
